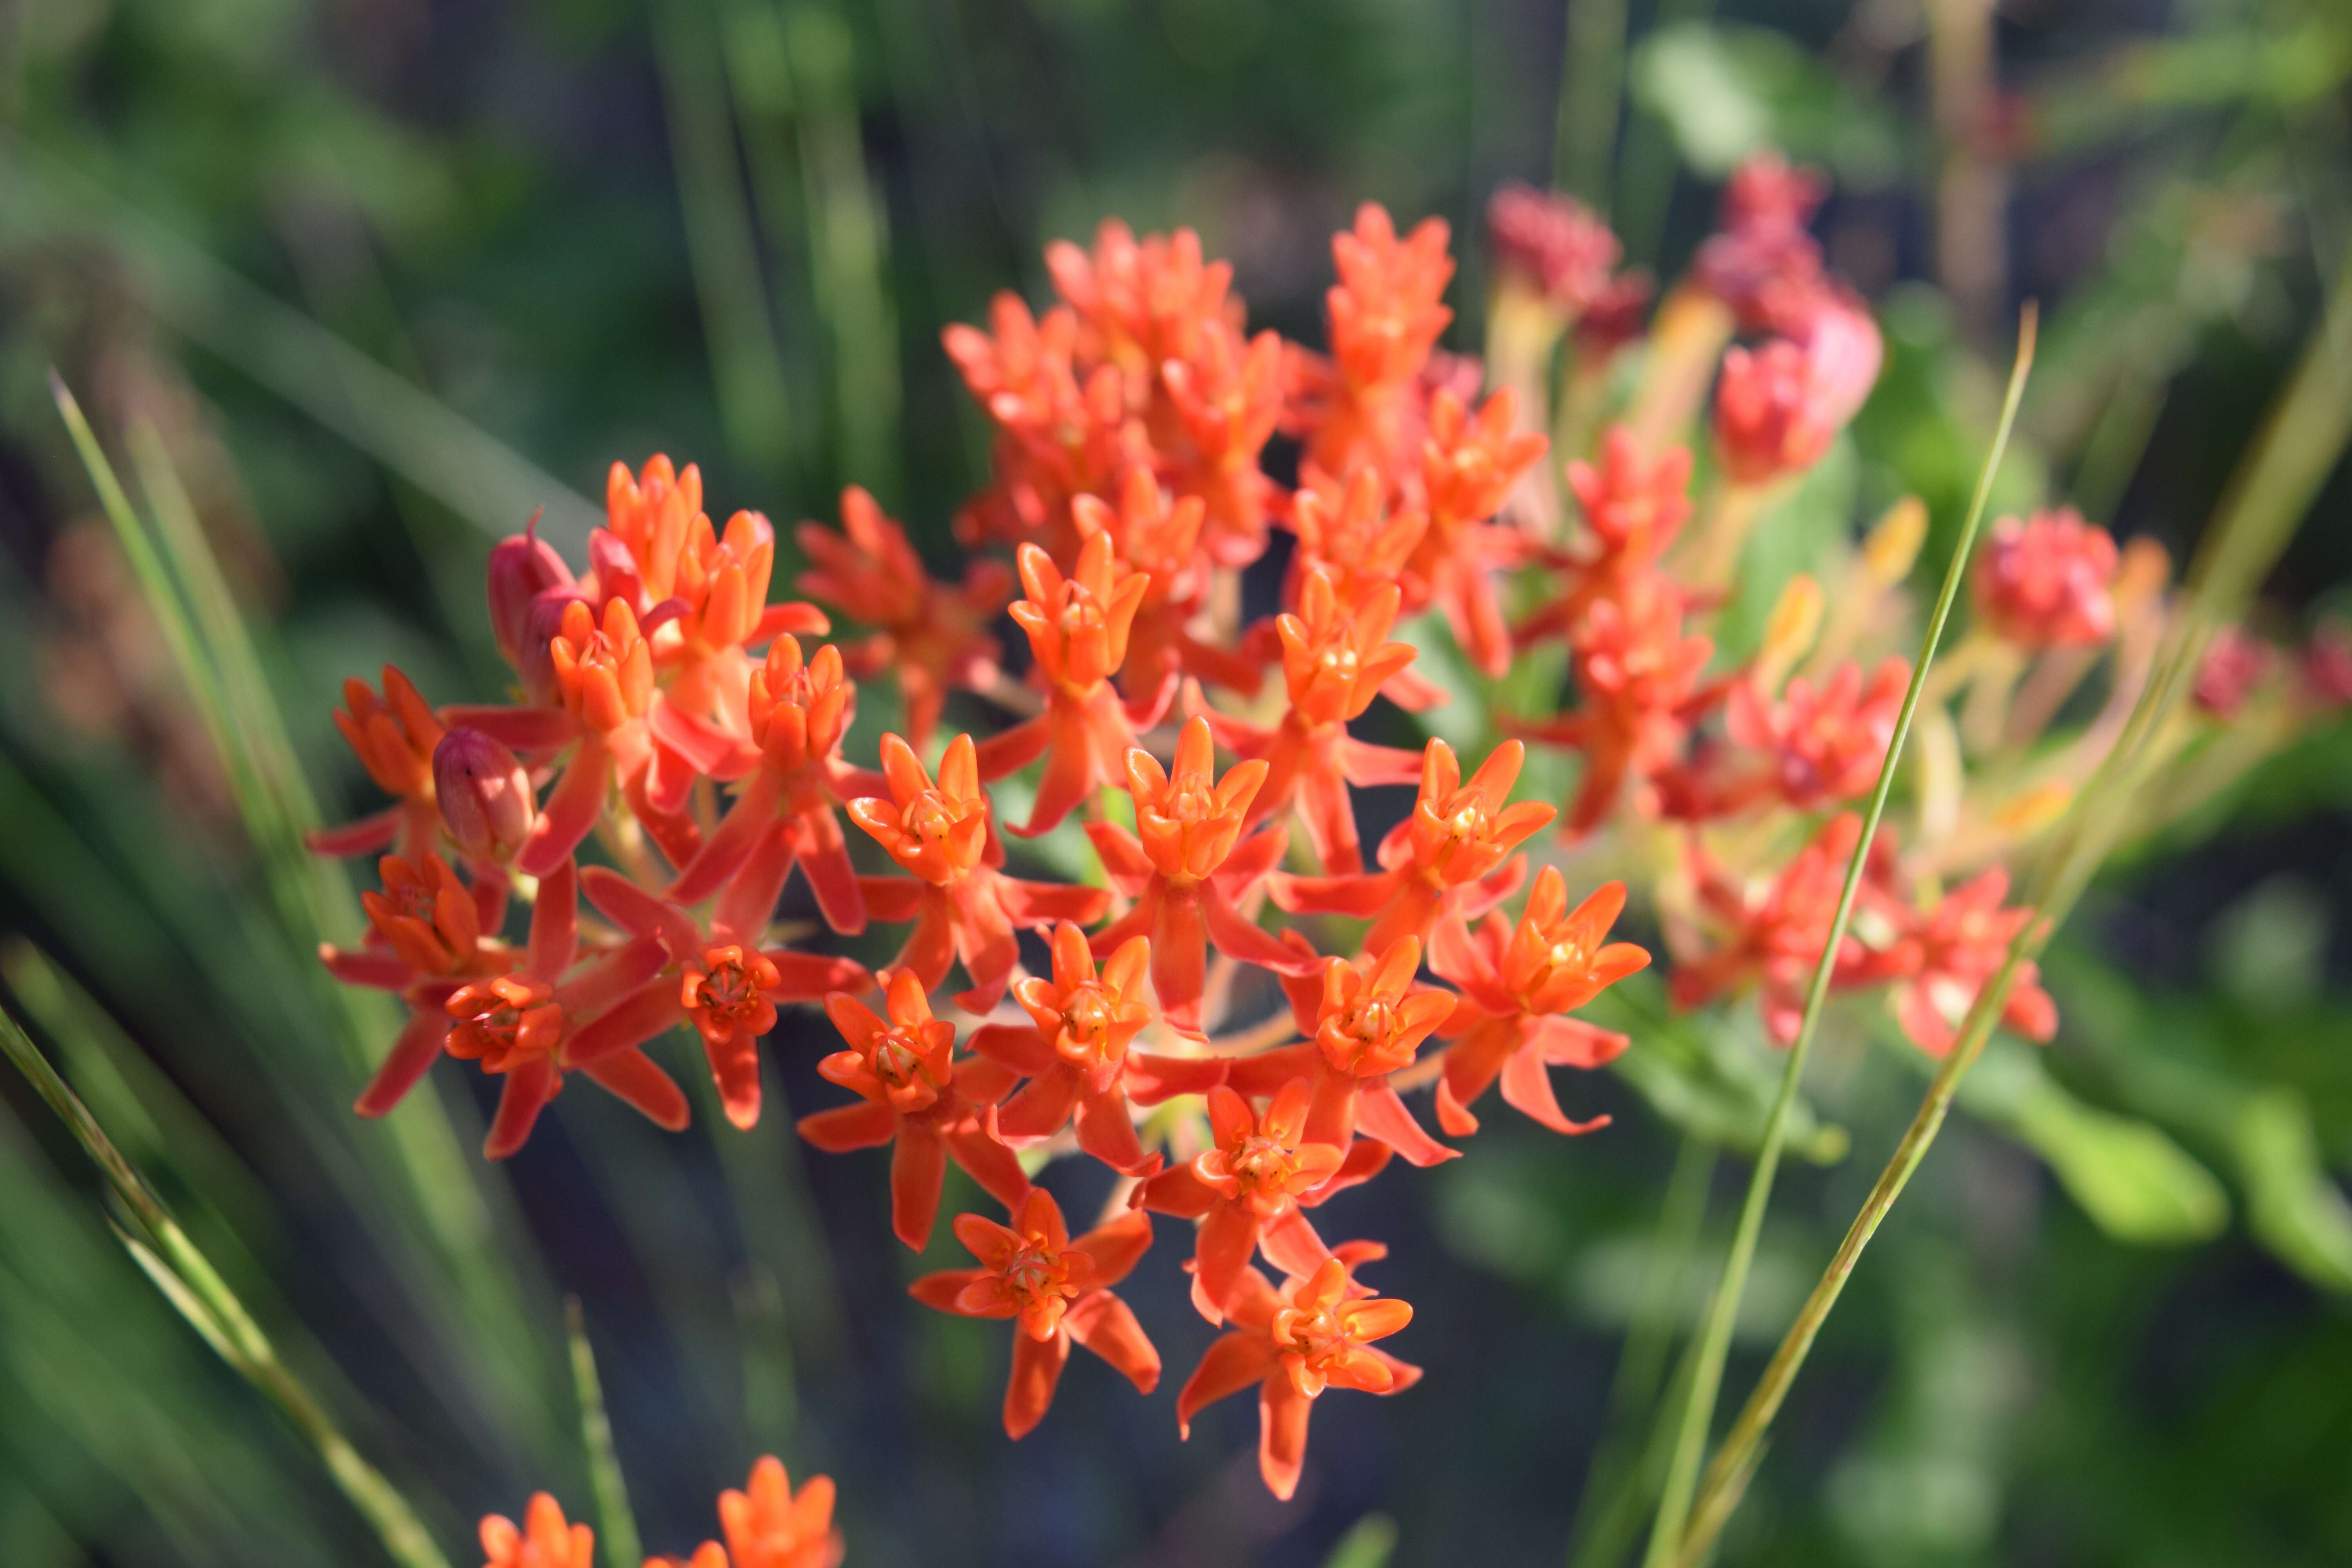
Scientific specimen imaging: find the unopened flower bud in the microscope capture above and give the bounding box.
[434,728,535,864]
[517,585,592,705]
[1862,497,1927,586]
[486,518,573,669]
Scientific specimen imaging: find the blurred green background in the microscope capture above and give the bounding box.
[4,0,2352,1564]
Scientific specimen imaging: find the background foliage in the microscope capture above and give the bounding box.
[2,0,2350,1563]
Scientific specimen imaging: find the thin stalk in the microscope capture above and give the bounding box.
[1565,1136,1718,1568]
[566,1298,644,1568]
[1679,245,2352,1561]
[1,1006,453,1568]
[649,0,796,480]
[1554,0,1626,209]
[0,133,598,543]
[1638,305,2039,1568]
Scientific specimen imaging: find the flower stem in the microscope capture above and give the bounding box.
[567,1298,644,1568]
[1637,305,2039,1568]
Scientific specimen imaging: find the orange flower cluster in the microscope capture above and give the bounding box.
[315,152,2192,1503]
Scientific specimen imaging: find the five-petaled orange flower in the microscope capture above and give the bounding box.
[313,665,446,860]
[911,1189,1161,1439]
[1271,737,1554,956]
[1176,1252,1419,1501]
[969,923,1223,1174]
[975,526,1161,835]
[1136,1079,1342,1322]
[1197,566,1423,874]
[799,967,1030,1249]
[479,1493,595,1568]
[321,850,511,1118]
[653,1456,844,1568]
[1086,716,1319,1036]
[1430,868,1648,1136]
[850,733,1107,1013]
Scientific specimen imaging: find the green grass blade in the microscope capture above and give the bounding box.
[0,133,598,544]
[650,0,797,479]
[1639,304,2040,1568]
[1677,244,2352,1563]
[566,1298,644,1568]
[1,1005,454,1568]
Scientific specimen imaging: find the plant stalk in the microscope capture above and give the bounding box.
[1637,303,2039,1568]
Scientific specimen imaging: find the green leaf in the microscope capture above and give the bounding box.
[1962,1040,2229,1246]
[1322,1513,1399,1568]
[1628,22,1903,185]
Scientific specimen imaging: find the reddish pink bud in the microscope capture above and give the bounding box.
[2301,623,2352,706]
[1486,183,1621,313]
[2192,626,2270,719]
[486,521,573,670]
[434,727,536,864]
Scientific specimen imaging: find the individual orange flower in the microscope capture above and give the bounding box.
[1515,571,1724,838]
[969,924,1223,1174]
[1135,1079,1343,1322]
[798,968,1030,1249]
[1084,717,1320,1036]
[1879,868,2058,1057]
[1078,466,1263,705]
[1227,937,1459,1167]
[1721,656,1910,813]
[1046,218,1234,380]
[849,733,1109,1013]
[437,862,690,1159]
[1176,1254,1418,1501]
[1286,463,1429,610]
[1269,738,1554,956]
[571,866,870,1129]
[667,637,875,939]
[1288,204,1457,482]
[652,1456,843,1568]
[797,486,1011,747]
[479,1493,593,1568]
[1197,566,1423,875]
[311,665,446,859]
[1158,318,1287,564]
[1519,428,1695,644]
[1668,813,1897,1045]
[1428,868,1646,1136]
[323,851,513,1119]
[910,1189,1160,1439]
[973,528,1160,835]
[1972,507,2121,650]
[1406,387,1547,678]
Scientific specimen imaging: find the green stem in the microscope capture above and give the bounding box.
[1,1005,453,1568]
[566,1298,644,1568]
[1637,305,2040,1568]
[1678,243,2352,1563]
[1554,0,1626,209]
[1566,1136,1717,1568]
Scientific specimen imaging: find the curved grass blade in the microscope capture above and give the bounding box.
[566,1298,644,1568]
[1638,304,2040,1568]
[1,1004,454,1568]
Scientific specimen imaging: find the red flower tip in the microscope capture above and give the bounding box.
[487,519,574,671]
[1973,508,2121,650]
[848,733,991,886]
[549,597,655,733]
[1328,203,1455,393]
[479,1493,594,1568]
[1315,938,1454,1078]
[2192,625,2270,719]
[1569,425,1694,563]
[1695,149,1831,334]
[819,967,955,1115]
